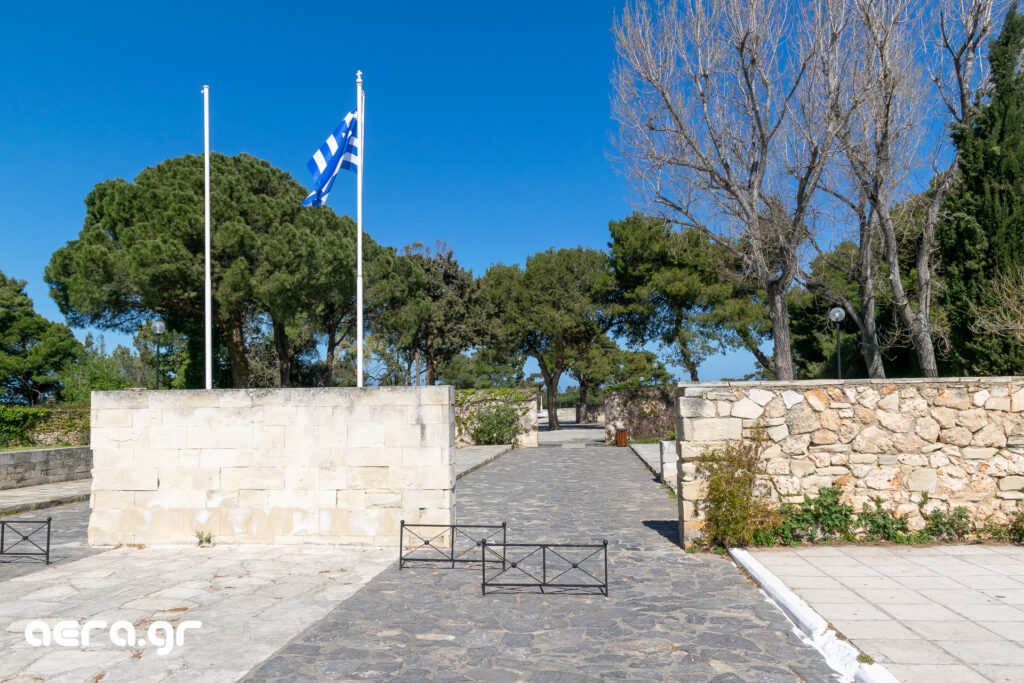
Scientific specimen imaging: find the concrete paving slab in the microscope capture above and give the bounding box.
[750,544,1024,683]
[0,480,91,516]
[454,444,512,479]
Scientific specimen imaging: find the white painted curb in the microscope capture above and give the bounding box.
[730,548,901,683]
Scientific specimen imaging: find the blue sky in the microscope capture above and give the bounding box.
[0,0,754,382]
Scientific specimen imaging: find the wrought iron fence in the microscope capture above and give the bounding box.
[399,521,507,569]
[480,539,608,595]
[0,517,51,565]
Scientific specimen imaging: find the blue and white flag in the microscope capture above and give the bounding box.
[302,107,359,206]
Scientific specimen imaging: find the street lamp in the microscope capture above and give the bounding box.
[152,320,166,390]
[828,307,845,379]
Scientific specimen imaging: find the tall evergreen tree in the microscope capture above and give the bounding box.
[939,3,1024,375]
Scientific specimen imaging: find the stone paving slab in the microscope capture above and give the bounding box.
[750,544,1024,682]
[455,445,512,480]
[629,443,661,479]
[0,480,91,516]
[246,439,835,681]
[0,543,393,682]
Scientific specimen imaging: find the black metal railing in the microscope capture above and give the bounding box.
[480,539,608,596]
[0,517,51,565]
[399,521,507,569]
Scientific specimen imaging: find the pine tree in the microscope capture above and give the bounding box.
[939,3,1024,375]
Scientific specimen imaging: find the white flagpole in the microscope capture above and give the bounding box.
[203,85,213,390]
[356,71,364,387]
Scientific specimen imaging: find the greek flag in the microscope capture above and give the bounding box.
[302,107,358,206]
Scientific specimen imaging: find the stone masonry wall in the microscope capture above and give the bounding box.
[88,387,455,546]
[0,446,92,491]
[455,391,538,448]
[604,386,681,444]
[676,379,1024,542]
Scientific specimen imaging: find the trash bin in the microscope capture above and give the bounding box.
[615,429,628,447]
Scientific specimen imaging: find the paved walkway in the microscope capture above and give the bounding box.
[0,501,101,580]
[0,479,91,516]
[246,439,833,681]
[630,443,662,479]
[454,445,512,480]
[0,543,393,682]
[751,545,1024,682]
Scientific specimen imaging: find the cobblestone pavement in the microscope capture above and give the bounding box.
[0,501,101,581]
[246,441,834,682]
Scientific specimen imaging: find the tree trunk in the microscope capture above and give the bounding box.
[576,377,589,424]
[766,283,795,380]
[415,349,421,386]
[224,313,249,388]
[878,203,940,377]
[271,317,292,388]
[324,332,337,387]
[546,380,560,431]
[424,356,435,386]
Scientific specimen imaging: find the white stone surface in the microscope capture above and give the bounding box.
[89,388,455,546]
[0,544,392,682]
[749,544,1024,683]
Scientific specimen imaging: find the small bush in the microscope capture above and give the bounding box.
[1009,509,1024,545]
[470,404,524,446]
[695,425,777,548]
[923,506,973,542]
[859,498,910,543]
[777,486,855,544]
[0,405,48,446]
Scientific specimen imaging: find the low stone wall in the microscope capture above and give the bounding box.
[0,446,92,490]
[88,387,455,546]
[676,378,1024,542]
[455,389,538,448]
[604,386,680,444]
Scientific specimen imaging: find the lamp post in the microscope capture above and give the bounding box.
[828,307,845,379]
[152,320,166,390]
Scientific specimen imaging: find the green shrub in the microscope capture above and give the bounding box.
[859,498,910,542]
[777,486,855,544]
[695,425,777,548]
[470,404,524,446]
[1009,508,1024,545]
[0,405,48,446]
[923,505,973,542]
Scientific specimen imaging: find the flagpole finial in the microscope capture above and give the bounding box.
[356,70,362,83]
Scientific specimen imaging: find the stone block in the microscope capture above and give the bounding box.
[877,411,913,433]
[748,388,774,406]
[999,476,1024,491]
[939,427,973,447]
[683,417,741,442]
[1013,388,1024,412]
[791,459,815,477]
[972,423,1007,448]
[731,398,764,419]
[804,389,828,412]
[786,403,819,435]
[782,390,804,409]
[677,397,716,418]
[877,392,899,412]
[766,424,789,442]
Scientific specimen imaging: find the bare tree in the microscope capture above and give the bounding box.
[972,267,1024,342]
[613,0,843,380]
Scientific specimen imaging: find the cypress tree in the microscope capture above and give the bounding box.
[939,3,1024,375]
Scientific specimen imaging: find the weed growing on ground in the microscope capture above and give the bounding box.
[195,530,213,547]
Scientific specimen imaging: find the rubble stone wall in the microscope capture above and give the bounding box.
[676,379,1024,541]
[88,387,455,546]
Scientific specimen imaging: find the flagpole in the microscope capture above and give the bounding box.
[203,85,213,390]
[356,71,364,388]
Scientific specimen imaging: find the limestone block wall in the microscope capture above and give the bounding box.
[0,446,92,490]
[88,387,455,546]
[676,379,1024,541]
